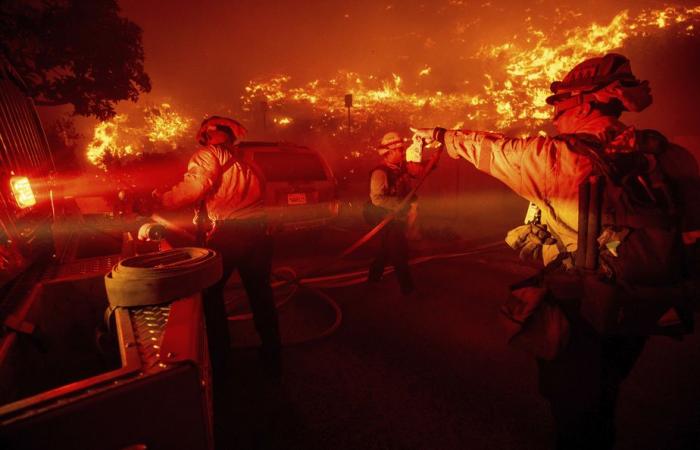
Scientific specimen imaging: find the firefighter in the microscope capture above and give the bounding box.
[413,54,700,449]
[364,131,423,295]
[153,116,281,382]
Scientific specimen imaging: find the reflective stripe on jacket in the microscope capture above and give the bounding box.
[443,118,700,266]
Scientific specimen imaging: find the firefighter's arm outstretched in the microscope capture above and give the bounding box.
[412,127,559,204]
[158,147,221,209]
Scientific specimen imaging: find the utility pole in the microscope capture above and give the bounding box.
[344,94,353,137]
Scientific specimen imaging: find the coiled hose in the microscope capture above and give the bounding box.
[105,247,222,309]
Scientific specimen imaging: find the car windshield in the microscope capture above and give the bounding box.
[253,151,328,182]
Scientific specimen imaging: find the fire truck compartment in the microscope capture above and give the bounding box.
[0,256,119,405]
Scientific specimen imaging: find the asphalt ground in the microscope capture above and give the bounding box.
[217,221,700,450]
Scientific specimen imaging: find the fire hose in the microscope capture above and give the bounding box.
[222,143,495,346]
[225,241,504,347]
[108,143,503,347]
[295,143,445,281]
[224,143,510,346]
[104,247,222,309]
[217,145,446,346]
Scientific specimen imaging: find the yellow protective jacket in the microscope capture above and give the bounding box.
[369,162,412,211]
[442,117,700,265]
[161,144,264,221]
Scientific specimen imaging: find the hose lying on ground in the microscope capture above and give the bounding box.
[226,147,444,345]
[226,240,504,347]
[222,144,517,346]
[138,144,497,345]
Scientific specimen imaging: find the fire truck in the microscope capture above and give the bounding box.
[0,61,214,449]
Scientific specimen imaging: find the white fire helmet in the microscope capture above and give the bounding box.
[378,131,407,156]
[196,116,247,146]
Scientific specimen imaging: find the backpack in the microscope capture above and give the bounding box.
[565,129,695,335]
[362,164,409,227]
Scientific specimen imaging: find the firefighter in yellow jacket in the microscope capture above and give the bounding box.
[413,54,700,449]
[154,116,281,381]
[365,131,418,295]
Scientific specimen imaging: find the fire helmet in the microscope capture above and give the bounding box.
[196,116,247,146]
[378,131,406,156]
[546,53,652,117]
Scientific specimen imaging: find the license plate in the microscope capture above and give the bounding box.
[287,193,307,205]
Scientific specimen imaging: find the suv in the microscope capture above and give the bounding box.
[239,142,339,232]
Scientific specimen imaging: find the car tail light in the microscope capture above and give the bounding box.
[10,176,37,208]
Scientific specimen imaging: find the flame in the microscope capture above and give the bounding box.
[86,115,137,170]
[240,6,700,133]
[86,104,194,170]
[479,6,700,128]
[144,103,192,146]
[241,70,486,134]
[81,5,700,174]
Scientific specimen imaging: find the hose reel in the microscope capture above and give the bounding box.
[105,247,223,309]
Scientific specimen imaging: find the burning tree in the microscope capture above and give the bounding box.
[86,104,194,171]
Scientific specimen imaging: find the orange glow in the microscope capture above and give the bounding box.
[241,70,487,134]
[478,6,700,128]
[274,116,293,126]
[86,104,193,171]
[86,115,137,170]
[239,6,700,132]
[144,103,192,146]
[10,176,37,209]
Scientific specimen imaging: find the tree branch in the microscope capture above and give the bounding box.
[33,99,68,107]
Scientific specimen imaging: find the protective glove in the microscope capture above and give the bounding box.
[519,238,545,261]
[505,223,557,262]
[405,135,424,163]
[410,127,446,145]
